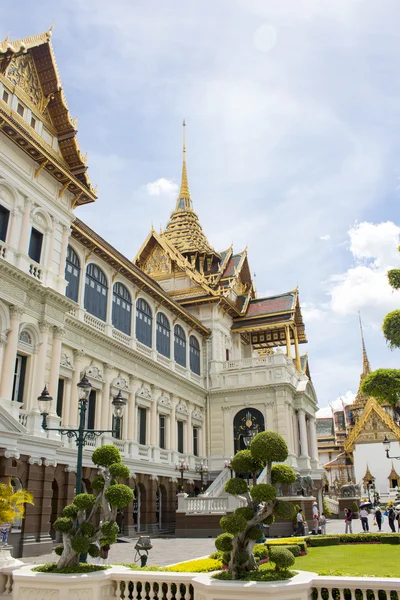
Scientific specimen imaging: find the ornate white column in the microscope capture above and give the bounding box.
[45,217,55,273]
[48,326,64,401]
[0,305,23,401]
[58,224,70,279]
[67,350,85,427]
[18,197,32,255]
[122,396,129,440]
[128,376,139,441]
[150,386,159,446]
[94,389,103,430]
[0,333,7,383]
[298,409,309,457]
[309,416,319,461]
[62,377,72,423]
[101,364,113,430]
[186,405,193,455]
[32,321,51,407]
[170,397,177,450]
[285,401,294,454]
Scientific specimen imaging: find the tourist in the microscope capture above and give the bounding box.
[374,506,382,532]
[296,508,305,536]
[360,506,369,532]
[319,512,327,535]
[344,507,353,534]
[312,502,319,534]
[388,505,396,533]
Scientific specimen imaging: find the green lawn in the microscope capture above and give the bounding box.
[261,545,400,578]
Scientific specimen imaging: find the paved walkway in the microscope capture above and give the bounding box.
[321,516,394,536]
[21,537,217,568]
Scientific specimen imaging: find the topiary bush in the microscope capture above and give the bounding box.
[216,430,297,580]
[56,445,134,570]
[269,547,295,571]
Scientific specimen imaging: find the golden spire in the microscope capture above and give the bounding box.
[176,119,192,211]
[359,311,371,378]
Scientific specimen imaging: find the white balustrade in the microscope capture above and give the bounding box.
[28,262,42,280]
[83,312,106,333]
[203,467,229,497]
[186,496,228,514]
[136,341,152,357]
[0,241,7,259]
[324,496,339,515]
[111,570,195,600]
[157,352,171,367]
[18,411,28,429]
[175,363,188,376]
[222,356,272,370]
[111,328,131,345]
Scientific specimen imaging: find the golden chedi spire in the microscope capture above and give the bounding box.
[163,121,218,258]
[352,313,372,412]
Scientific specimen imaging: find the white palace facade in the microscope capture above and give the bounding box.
[0,29,322,555]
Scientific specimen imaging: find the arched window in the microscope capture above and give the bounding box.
[156,313,170,357]
[136,298,152,347]
[174,325,186,367]
[233,408,265,453]
[112,282,132,335]
[65,245,80,302]
[189,335,201,375]
[84,264,108,321]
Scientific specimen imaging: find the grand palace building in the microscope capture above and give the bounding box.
[0,29,322,556]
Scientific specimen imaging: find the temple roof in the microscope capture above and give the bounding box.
[344,396,400,452]
[0,28,96,206]
[351,313,372,411]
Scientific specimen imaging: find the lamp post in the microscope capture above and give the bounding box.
[38,374,126,496]
[224,457,233,478]
[175,459,189,492]
[383,435,400,460]
[195,461,209,493]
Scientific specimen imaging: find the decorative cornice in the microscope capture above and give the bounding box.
[344,396,400,452]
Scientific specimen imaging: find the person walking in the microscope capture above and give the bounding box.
[319,513,327,535]
[344,507,353,534]
[374,507,382,532]
[388,505,396,533]
[360,507,369,532]
[312,502,319,535]
[296,508,305,536]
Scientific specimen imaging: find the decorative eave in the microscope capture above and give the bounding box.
[71,219,210,337]
[344,396,400,452]
[0,28,96,203]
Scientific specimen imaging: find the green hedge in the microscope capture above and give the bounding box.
[305,533,400,547]
[280,545,300,557]
[307,535,340,547]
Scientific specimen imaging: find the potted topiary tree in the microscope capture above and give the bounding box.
[215,431,297,580]
[53,445,134,569]
[0,479,34,547]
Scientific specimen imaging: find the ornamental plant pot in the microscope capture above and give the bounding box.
[0,523,12,547]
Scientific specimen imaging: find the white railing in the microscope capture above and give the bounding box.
[136,341,152,357]
[83,312,106,333]
[112,328,131,345]
[314,575,400,600]
[190,372,202,384]
[222,356,271,370]
[0,241,7,259]
[175,363,187,376]
[186,496,229,514]
[18,411,28,429]
[138,444,151,458]
[28,262,42,280]
[111,570,195,600]
[157,353,171,367]
[257,465,268,484]
[324,496,339,515]
[113,439,126,453]
[203,467,229,497]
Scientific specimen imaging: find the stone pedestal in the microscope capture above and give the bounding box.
[0,550,23,598]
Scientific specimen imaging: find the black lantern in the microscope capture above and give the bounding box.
[112,390,127,419]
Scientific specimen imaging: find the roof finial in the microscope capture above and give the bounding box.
[176,119,191,210]
[358,311,371,378]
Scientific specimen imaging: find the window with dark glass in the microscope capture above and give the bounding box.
[174,325,186,367]
[112,414,123,440]
[136,298,152,347]
[112,282,132,335]
[2,90,9,104]
[86,390,96,429]
[56,378,64,420]
[159,415,166,449]
[0,205,10,242]
[193,427,199,456]
[84,263,108,321]
[189,335,201,375]
[28,227,43,263]
[138,407,147,445]
[65,245,80,302]
[17,102,24,117]
[156,312,170,357]
[12,354,26,403]
[177,421,184,454]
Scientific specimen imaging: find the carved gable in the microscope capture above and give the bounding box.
[7,54,45,110]
[143,245,172,276]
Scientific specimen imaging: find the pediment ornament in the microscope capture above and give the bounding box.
[143,245,172,276]
[137,385,151,400]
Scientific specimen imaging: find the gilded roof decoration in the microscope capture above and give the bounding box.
[344,396,400,452]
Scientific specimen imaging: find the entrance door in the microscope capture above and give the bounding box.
[233,408,265,453]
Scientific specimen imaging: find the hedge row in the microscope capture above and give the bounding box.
[266,539,307,554]
[305,533,400,547]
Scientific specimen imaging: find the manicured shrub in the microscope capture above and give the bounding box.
[251,431,288,463]
[253,544,269,560]
[91,475,105,491]
[231,450,255,473]
[109,462,130,479]
[263,514,275,525]
[33,563,107,574]
[307,535,340,547]
[80,522,95,537]
[247,526,262,541]
[271,464,297,485]
[101,520,119,541]
[73,493,96,511]
[274,500,295,520]
[209,551,223,560]
[104,483,134,508]
[54,545,63,556]
[62,504,79,518]
[225,478,248,496]
[53,517,73,533]
[166,558,222,573]
[215,533,234,552]
[92,445,121,467]
[250,483,276,503]
[71,535,90,554]
[269,547,295,571]
[281,544,300,557]
[220,513,247,535]
[88,543,100,558]
[235,506,254,520]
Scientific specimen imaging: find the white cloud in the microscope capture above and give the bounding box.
[330,222,400,318]
[317,390,355,418]
[146,178,178,197]
[301,302,326,321]
[320,235,331,241]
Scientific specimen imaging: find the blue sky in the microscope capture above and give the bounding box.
[3,1,400,414]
